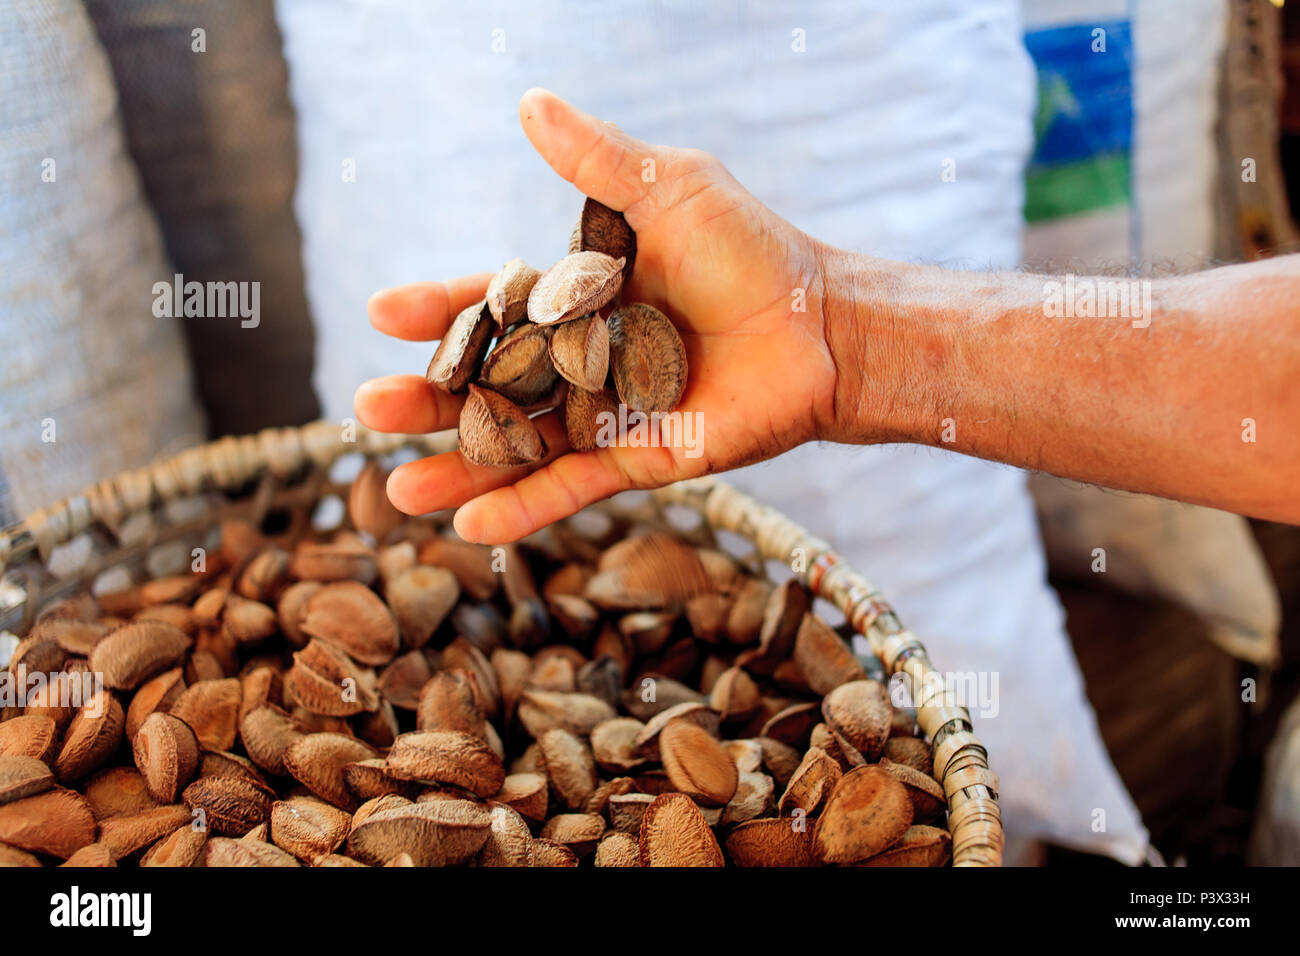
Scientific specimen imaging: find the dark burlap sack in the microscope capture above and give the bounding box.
[0,0,206,525]
[1030,476,1281,667]
[1252,691,1300,865]
[83,0,320,436]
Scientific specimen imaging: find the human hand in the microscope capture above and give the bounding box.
[354,88,843,543]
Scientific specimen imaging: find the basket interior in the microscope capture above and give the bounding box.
[0,423,1003,866]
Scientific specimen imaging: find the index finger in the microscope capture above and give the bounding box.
[367,272,494,341]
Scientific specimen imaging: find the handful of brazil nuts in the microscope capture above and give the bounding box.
[0,467,950,867]
[428,200,688,466]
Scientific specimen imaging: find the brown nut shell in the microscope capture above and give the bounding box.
[854,824,952,867]
[269,796,352,862]
[608,303,687,413]
[725,817,818,867]
[479,322,559,407]
[572,199,636,280]
[527,251,625,326]
[564,385,621,452]
[531,837,580,867]
[286,639,379,717]
[458,384,547,467]
[386,730,505,798]
[883,736,934,777]
[170,678,242,752]
[549,313,609,391]
[386,566,459,648]
[0,788,97,859]
[658,719,738,807]
[593,830,641,867]
[204,836,301,867]
[183,775,274,836]
[475,801,535,866]
[822,679,893,761]
[777,745,841,816]
[82,767,158,820]
[346,799,491,867]
[487,258,543,328]
[133,712,200,803]
[139,824,207,867]
[637,792,724,867]
[793,614,868,696]
[427,299,493,393]
[239,704,305,777]
[300,580,400,667]
[282,733,378,810]
[99,804,192,860]
[0,755,55,806]
[812,765,914,864]
[494,772,549,823]
[348,462,403,542]
[0,715,59,765]
[537,728,597,810]
[54,690,125,783]
[88,621,190,690]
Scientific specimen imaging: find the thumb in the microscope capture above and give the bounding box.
[519,88,664,218]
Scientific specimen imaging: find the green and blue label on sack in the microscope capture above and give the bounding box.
[1024,19,1134,224]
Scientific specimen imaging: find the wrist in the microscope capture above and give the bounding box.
[813,243,946,447]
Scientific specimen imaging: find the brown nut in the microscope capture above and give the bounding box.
[637,792,724,867]
[486,259,543,328]
[88,621,190,691]
[607,303,687,413]
[346,799,491,867]
[133,712,200,803]
[427,299,494,393]
[812,766,914,864]
[457,384,547,468]
[527,251,625,326]
[386,730,505,798]
[658,718,738,808]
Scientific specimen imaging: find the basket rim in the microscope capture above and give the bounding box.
[1,419,1003,866]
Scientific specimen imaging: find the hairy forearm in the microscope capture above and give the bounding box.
[817,246,1300,523]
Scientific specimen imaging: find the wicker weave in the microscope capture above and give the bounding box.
[0,419,1003,866]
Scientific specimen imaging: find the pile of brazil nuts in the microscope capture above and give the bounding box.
[0,464,951,867]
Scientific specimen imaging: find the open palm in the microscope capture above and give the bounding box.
[355,89,839,543]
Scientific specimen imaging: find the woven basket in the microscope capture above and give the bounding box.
[0,420,1003,866]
